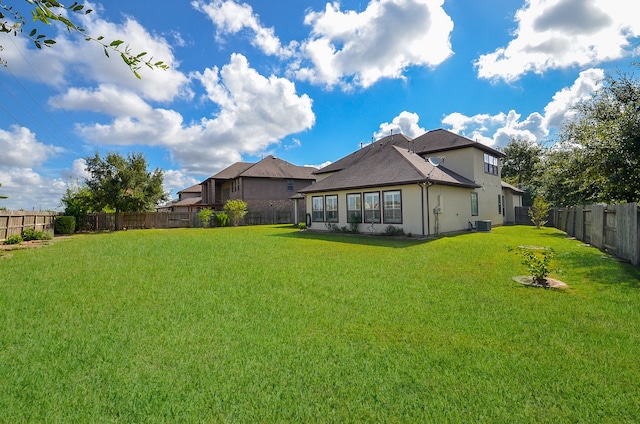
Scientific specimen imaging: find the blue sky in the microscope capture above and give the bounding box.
[1,0,638,210]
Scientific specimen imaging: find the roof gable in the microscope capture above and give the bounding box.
[240,155,316,179]
[207,156,316,181]
[300,144,479,193]
[410,128,505,158]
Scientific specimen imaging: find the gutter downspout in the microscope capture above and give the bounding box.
[419,182,425,237]
[426,180,431,237]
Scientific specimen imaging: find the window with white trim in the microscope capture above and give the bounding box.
[325,195,338,223]
[312,196,324,222]
[347,193,362,223]
[364,192,381,223]
[484,153,498,175]
[383,190,402,224]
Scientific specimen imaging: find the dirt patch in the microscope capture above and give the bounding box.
[512,275,568,289]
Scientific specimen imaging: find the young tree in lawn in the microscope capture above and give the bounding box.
[84,152,167,230]
[223,199,248,227]
[1,0,168,77]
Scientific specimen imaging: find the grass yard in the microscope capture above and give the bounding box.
[1,225,639,422]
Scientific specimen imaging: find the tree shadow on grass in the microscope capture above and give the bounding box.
[542,233,640,290]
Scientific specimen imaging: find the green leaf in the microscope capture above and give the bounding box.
[103,46,109,58]
[29,28,37,36]
[109,40,124,47]
[44,39,56,45]
[133,70,141,80]
[97,35,104,41]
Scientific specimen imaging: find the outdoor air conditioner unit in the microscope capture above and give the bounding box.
[475,220,492,232]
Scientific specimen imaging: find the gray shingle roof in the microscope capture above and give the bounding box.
[410,128,506,157]
[299,143,479,194]
[177,183,201,194]
[208,156,316,181]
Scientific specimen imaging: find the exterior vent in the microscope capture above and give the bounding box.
[475,220,492,232]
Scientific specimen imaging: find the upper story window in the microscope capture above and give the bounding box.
[287,180,294,191]
[484,153,499,175]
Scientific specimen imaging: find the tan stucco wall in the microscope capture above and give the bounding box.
[304,183,488,236]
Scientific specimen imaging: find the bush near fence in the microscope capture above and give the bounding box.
[516,203,640,266]
[0,211,56,242]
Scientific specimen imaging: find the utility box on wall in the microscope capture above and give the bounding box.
[476,220,492,232]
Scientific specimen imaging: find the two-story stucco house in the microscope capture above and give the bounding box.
[299,129,522,236]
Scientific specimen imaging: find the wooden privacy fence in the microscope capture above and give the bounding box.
[81,212,202,231]
[0,211,57,241]
[517,203,640,266]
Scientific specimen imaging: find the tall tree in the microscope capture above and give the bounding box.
[501,138,542,186]
[84,152,167,229]
[555,66,640,204]
[500,138,543,205]
[1,0,168,77]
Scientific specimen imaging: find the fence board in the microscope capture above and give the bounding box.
[547,203,639,266]
[0,211,56,241]
[616,203,640,266]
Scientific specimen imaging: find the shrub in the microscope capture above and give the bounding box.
[383,225,405,236]
[21,228,50,241]
[214,212,230,227]
[516,246,554,286]
[4,234,23,245]
[198,209,214,228]
[298,222,307,230]
[348,215,360,233]
[223,200,248,227]
[325,222,339,232]
[528,196,550,229]
[54,216,76,235]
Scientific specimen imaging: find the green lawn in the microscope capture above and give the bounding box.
[1,225,639,422]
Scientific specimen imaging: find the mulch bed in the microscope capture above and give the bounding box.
[512,275,568,289]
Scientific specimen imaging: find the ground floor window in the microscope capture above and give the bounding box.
[498,194,502,215]
[347,193,362,223]
[364,192,381,223]
[312,196,324,222]
[325,195,338,222]
[383,190,402,224]
[471,192,478,216]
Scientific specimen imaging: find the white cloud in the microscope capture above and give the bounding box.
[374,111,427,139]
[475,0,640,81]
[0,2,191,102]
[294,0,453,89]
[0,125,58,167]
[442,68,605,146]
[0,167,66,211]
[192,0,296,58]
[543,68,604,127]
[162,169,200,196]
[57,54,314,175]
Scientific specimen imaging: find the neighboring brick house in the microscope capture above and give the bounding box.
[158,183,202,212]
[200,155,317,224]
